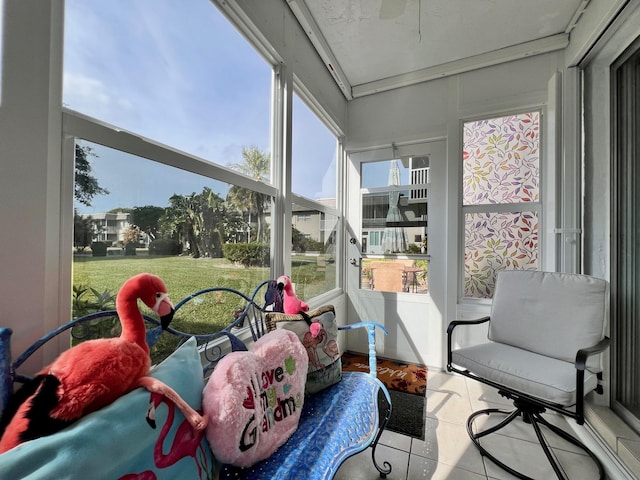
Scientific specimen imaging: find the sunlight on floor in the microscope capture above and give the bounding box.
[335,372,606,480]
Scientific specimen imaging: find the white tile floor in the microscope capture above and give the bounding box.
[335,371,606,480]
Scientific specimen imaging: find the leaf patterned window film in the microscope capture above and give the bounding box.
[463,112,539,206]
[464,211,539,298]
[462,112,541,299]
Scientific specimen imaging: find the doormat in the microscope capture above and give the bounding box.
[341,351,427,396]
[379,389,425,440]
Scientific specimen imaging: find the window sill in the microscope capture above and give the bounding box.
[584,399,640,478]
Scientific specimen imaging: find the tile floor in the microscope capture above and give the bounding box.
[335,371,605,480]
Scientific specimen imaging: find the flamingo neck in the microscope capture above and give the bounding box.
[154,397,175,463]
[117,296,149,353]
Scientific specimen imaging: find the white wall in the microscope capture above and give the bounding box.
[0,1,66,368]
[345,51,566,368]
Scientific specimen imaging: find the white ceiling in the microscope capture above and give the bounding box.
[287,0,589,99]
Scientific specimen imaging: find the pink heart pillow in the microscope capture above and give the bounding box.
[202,329,308,467]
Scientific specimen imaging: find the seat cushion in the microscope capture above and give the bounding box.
[451,342,598,406]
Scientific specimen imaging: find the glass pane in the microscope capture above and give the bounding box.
[362,259,428,294]
[361,159,427,255]
[63,0,272,179]
[463,112,540,205]
[73,141,271,332]
[361,158,429,294]
[290,204,337,299]
[464,211,539,298]
[292,94,337,200]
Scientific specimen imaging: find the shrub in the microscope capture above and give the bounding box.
[124,242,137,256]
[72,285,116,317]
[223,242,269,267]
[149,238,182,256]
[91,241,107,257]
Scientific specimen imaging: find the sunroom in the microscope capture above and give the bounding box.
[1,0,640,478]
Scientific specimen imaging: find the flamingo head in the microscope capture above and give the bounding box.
[118,273,175,329]
[145,392,164,429]
[276,275,292,293]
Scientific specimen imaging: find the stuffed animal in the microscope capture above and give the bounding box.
[276,275,320,337]
[277,275,309,314]
[0,273,207,453]
[264,279,284,313]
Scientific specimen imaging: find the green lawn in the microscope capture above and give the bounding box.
[73,255,269,301]
[73,255,272,362]
[72,254,333,362]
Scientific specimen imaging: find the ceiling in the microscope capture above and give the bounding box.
[286,0,589,99]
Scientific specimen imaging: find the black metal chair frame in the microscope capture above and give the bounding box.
[447,316,610,480]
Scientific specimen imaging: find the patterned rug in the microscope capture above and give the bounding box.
[341,351,427,396]
[341,351,427,439]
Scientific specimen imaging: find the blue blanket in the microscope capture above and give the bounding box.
[0,337,217,480]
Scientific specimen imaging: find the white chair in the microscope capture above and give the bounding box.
[447,270,610,480]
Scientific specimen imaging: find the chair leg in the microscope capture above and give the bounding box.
[531,412,605,480]
[466,405,605,480]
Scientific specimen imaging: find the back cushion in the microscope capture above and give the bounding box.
[488,270,608,367]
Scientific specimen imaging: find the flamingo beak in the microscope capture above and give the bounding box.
[160,308,175,330]
[153,293,175,329]
[146,401,157,429]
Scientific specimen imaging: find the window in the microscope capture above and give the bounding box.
[291,93,337,200]
[65,0,279,323]
[290,89,340,295]
[73,140,272,323]
[63,0,272,178]
[462,112,540,299]
[611,36,640,434]
[360,156,429,294]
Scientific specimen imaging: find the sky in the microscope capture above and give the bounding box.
[64,0,338,214]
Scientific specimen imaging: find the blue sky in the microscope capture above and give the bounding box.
[65,0,337,214]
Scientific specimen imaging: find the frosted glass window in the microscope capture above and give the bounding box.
[462,112,541,299]
[463,112,539,206]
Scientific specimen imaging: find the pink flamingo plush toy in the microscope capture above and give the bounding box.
[0,273,207,453]
[276,275,321,337]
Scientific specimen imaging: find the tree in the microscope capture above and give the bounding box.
[159,188,243,258]
[226,146,270,242]
[74,144,109,207]
[160,193,202,257]
[73,210,93,251]
[132,206,165,242]
[122,225,141,246]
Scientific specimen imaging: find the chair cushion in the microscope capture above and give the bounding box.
[451,342,599,406]
[489,271,608,369]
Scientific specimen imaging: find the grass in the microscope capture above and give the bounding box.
[72,254,334,362]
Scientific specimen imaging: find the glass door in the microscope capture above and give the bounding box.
[346,140,444,367]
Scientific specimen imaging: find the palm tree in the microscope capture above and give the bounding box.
[160,193,202,257]
[226,146,271,243]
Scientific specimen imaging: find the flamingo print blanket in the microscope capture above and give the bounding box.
[0,337,215,480]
